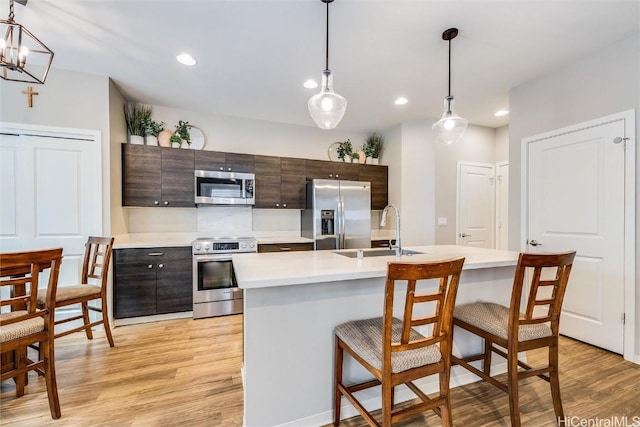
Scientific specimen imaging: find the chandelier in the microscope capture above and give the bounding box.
[1,0,54,84]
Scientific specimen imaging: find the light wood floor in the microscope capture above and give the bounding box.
[1,315,639,426]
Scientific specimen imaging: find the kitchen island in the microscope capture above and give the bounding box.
[233,245,519,427]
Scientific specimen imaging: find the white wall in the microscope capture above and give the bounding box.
[495,125,509,162]
[434,125,497,244]
[509,33,639,356]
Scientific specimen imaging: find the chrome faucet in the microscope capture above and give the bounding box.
[380,204,401,257]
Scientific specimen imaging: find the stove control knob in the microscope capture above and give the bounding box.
[250,242,255,248]
[194,244,201,251]
[203,244,211,251]
[241,243,247,248]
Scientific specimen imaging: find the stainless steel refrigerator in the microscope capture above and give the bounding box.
[301,179,371,250]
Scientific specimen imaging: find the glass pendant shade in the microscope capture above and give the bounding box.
[432,96,467,145]
[308,70,347,130]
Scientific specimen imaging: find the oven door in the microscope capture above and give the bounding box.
[193,254,243,304]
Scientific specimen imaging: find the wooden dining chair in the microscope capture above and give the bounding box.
[451,251,576,427]
[0,247,64,419]
[37,236,115,347]
[333,257,465,426]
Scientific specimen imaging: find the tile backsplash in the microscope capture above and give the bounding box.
[197,206,253,236]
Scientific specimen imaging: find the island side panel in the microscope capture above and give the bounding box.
[242,266,515,427]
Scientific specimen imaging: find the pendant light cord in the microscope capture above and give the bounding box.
[8,0,15,21]
[447,38,451,97]
[325,0,330,71]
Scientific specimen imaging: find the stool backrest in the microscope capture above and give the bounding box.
[510,251,576,336]
[0,248,63,323]
[383,257,465,360]
[81,236,114,288]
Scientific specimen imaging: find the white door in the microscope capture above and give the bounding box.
[495,162,509,250]
[525,119,626,354]
[0,131,102,288]
[457,162,495,248]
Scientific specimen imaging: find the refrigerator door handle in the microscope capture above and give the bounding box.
[338,196,345,249]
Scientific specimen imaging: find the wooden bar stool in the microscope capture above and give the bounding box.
[37,236,115,347]
[333,257,465,426]
[0,247,64,419]
[452,251,576,426]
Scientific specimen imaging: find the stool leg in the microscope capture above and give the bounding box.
[101,297,115,347]
[507,349,521,427]
[42,338,61,419]
[549,342,564,420]
[483,338,492,375]
[333,336,343,426]
[82,302,93,340]
[439,370,453,427]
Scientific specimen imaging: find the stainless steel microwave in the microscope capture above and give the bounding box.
[194,170,255,206]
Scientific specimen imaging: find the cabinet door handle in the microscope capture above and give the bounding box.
[335,174,339,178]
[147,264,154,269]
[279,247,291,251]
[158,263,164,268]
[283,203,287,208]
[227,167,232,171]
[329,174,333,178]
[153,201,159,205]
[219,167,224,171]
[163,201,169,206]
[276,203,279,207]
[148,252,164,256]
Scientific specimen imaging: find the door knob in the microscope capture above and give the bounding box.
[528,239,543,246]
[459,233,471,238]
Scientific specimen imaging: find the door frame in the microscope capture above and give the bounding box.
[520,110,636,363]
[495,161,509,250]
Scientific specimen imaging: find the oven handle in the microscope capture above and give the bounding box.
[194,254,234,262]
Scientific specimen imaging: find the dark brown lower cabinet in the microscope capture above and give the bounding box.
[114,247,192,319]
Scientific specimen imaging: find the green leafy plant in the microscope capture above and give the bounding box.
[123,103,152,137]
[336,139,353,161]
[175,120,191,144]
[169,133,182,144]
[350,152,360,161]
[363,132,384,159]
[144,119,166,137]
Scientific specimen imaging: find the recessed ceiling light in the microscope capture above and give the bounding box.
[176,53,197,66]
[394,97,408,105]
[303,79,318,89]
[494,109,509,117]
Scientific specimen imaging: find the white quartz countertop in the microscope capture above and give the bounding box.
[233,245,519,289]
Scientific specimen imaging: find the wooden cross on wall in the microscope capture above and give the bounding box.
[22,86,39,108]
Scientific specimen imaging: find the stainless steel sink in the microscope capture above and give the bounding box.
[335,249,424,258]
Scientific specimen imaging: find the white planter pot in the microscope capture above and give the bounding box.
[372,158,379,165]
[365,157,373,164]
[145,135,158,146]
[129,135,144,145]
[171,142,181,148]
[181,141,190,149]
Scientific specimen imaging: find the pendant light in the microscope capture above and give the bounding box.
[308,0,347,130]
[1,0,54,84]
[432,28,467,145]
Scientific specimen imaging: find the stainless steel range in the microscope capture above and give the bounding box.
[192,237,257,319]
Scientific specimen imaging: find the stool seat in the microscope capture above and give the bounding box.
[454,302,552,342]
[37,284,101,306]
[335,317,441,374]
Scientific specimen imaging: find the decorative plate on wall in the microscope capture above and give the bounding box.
[327,142,341,162]
[189,127,206,150]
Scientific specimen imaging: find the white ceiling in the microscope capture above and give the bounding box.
[9,0,640,132]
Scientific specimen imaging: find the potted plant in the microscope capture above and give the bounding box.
[144,119,165,146]
[350,152,360,163]
[363,132,384,164]
[123,103,152,145]
[336,139,353,162]
[175,120,192,149]
[169,132,182,148]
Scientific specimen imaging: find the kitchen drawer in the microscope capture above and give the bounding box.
[257,242,314,253]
